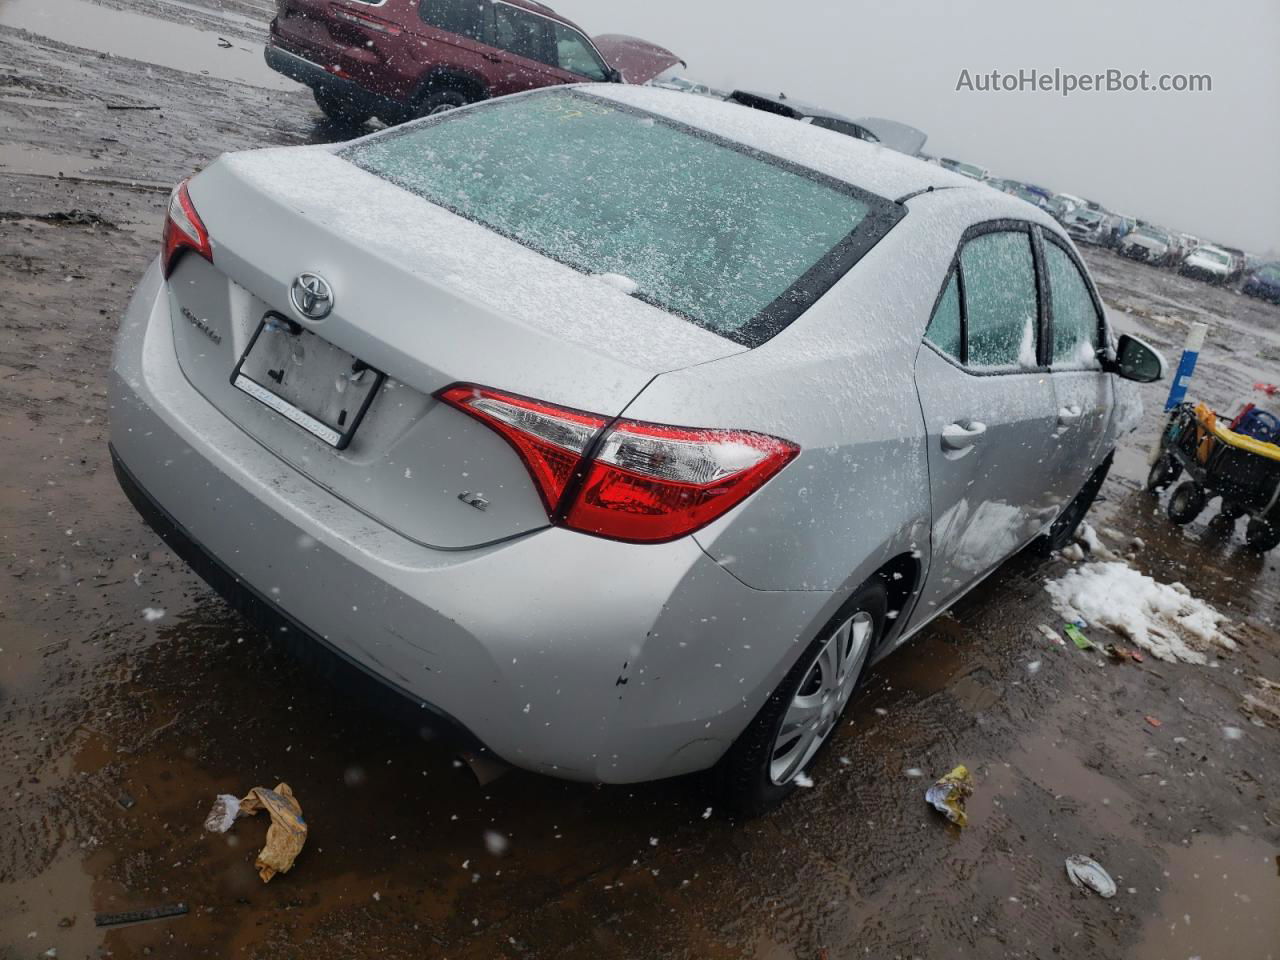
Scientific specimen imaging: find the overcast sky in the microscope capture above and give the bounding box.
[561,0,1280,254]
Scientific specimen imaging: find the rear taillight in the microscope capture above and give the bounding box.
[161,179,211,279]
[440,384,798,544]
[439,386,607,513]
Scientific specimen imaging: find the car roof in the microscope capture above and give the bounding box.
[502,0,577,26]
[588,85,976,200]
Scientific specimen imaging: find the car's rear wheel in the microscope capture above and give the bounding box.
[1167,481,1207,525]
[313,87,373,126]
[718,583,886,818]
[1042,453,1113,553]
[416,87,474,118]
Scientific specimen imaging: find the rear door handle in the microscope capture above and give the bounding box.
[483,53,503,62]
[1058,405,1084,425]
[941,420,987,451]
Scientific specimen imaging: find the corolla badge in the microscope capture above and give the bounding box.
[289,273,334,320]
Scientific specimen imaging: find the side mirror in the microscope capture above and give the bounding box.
[606,67,624,84]
[1113,334,1166,383]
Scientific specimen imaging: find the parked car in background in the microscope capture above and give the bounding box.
[592,34,683,84]
[936,157,988,180]
[1119,226,1175,266]
[1180,244,1235,284]
[1100,213,1136,250]
[1219,246,1248,283]
[264,0,678,125]
[1243,263,1280,304]
[112,84,1162,815]
[855,117,929,157]
[648,68,725,99]
[1011,185,1057,214]
[1063,207,1108,245]
[1048,193,1083,224]
[726,91,880,143]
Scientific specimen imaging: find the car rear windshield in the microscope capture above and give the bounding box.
[341,90,901,346]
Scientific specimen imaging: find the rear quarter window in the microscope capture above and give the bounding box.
[420,0,488,41]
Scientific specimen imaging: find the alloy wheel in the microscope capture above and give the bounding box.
[769,611,874,785]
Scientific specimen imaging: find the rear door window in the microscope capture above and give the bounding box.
[1044,241,1102,368]
[960,231,1039,369]
[419,0,488,41]
[492,2,554,63]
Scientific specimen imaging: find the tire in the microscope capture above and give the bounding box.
[1146,456,1181,494]
[1217,501,1245,521]
[313,87,373,126]
[1042,453,1113,553]
[416,87,473,118]
[1167,481,1207,525]
[1246,514,1280,552]
[718,583,887,819]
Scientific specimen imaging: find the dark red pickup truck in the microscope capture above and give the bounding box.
[265,0,682,124]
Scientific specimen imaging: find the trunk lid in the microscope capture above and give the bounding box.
[169,146,744,549]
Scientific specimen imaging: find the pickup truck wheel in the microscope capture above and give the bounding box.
[717,583,886,819]
[313,88,373,126]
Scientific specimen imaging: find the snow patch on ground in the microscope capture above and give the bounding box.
[1044,561,1233,664]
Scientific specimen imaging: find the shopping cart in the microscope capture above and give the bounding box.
[1147,400,1280,551]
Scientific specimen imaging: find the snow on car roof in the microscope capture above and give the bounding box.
[587,84,974,201]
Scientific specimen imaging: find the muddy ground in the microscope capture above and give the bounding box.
[2,3,1280,958]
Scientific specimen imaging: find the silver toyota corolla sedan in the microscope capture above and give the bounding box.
[110,84,1163,815]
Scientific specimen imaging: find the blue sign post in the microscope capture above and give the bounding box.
[1164,322,1208,411]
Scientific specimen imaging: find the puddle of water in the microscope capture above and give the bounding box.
[0,848,101,958]
[0,142,99,177]
[0,0,298,91]
[1134,832,1280,960]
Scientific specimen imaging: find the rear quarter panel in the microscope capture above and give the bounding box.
[619,199,968,597]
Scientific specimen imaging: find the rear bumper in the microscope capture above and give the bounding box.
[264,42,399,117]
[111,443,487,755]
[109,259,832,783]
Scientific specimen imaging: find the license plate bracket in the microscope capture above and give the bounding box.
[230,312,384,450]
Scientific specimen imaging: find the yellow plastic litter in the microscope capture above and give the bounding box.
[239,783,308,883]
[925,765,973,827]
[1194,404,1280,463]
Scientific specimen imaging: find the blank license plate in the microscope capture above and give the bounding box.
[231,313,383,450]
